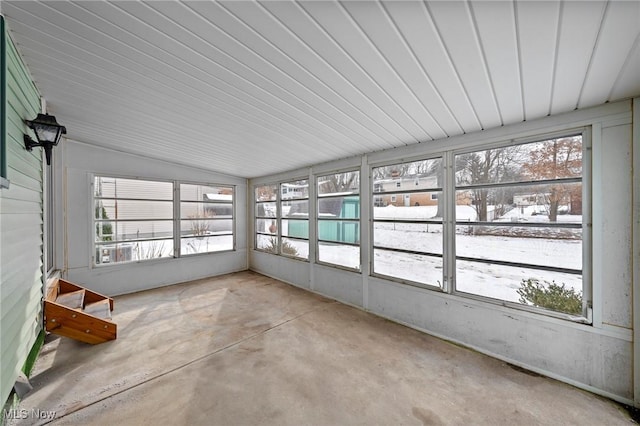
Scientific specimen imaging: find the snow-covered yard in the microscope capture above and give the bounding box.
[274,203,583,305]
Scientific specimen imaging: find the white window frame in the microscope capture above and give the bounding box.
[254,183,279,254]
[370,155,445,290]
[92,174,236,267]
[449,129,591,322]
[366,127,591,323]
[316,169,361,271]
[178,181,236,257]
[254,178,310,262]
[280,178,310,261]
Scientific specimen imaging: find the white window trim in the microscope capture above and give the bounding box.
[370,155,445,290]
[178,181,236,258]
[315,169,361,272]
[448,129,591,323]
[91,174,236,267]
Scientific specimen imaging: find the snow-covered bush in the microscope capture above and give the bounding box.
[517,278,582,315]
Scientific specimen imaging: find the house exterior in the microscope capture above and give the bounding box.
[0,22,45,407]
[373,175,439,207]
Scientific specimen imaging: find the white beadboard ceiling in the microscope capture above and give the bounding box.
[2,1,639,178]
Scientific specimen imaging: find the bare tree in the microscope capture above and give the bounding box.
[521,137,582,221]
[456,146,522,221]
[320,171,359,193]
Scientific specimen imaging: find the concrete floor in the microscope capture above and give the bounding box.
[13,271,633,425]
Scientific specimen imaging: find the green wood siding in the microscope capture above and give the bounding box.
[0,22,43,407]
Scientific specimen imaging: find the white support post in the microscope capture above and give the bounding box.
[632,97,640,409]
[308,167,316,291]
[360,155,370,310]
[444,151,456,294]
[591,122,603,329]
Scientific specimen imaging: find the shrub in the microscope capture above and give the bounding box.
[517,278,582,315]
[265,236,299,257]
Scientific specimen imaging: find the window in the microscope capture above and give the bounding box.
[255,184,278,252]
[94,177,174,264]
[317,171,360,270]
[255,180,309,260]
[180,184,234,255]
[280,180,309,260]
[93,176,234,265]
[372,158,443,287]
[453,134,586,316]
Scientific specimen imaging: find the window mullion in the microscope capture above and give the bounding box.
[582,128,593,321]
[444,151,455,294]
[174,182,180,258]
[277,184,282,255]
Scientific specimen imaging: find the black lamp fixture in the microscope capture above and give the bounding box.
[24,113,67,165]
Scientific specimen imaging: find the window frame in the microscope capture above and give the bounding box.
[279,178,310,261]
[250,128,591,323]
[370,154,446,290]
[178,181,236,257]
[316,169,361,272]
[92,174,236,267]
[448,128,591,322]
[254,182,279,255]
[254,178,311,262]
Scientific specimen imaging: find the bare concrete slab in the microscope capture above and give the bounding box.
[11,271,633,425]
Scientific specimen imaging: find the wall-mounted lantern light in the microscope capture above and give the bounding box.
[23,113,66,165]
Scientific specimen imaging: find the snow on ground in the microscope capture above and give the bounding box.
[455,260,581,302]
[261,203,583,308]
[182,235,234,255]
[374,205,477,220]
[318,244,360,270]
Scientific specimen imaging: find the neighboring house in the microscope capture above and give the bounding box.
[281,182,307,200]
[513,188,582,215]
[373,175,439,207]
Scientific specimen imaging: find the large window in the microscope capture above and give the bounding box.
[367,132,588,319]
[255,180,309,260]
[372,158,443,287]
[255,184,278,252]
[180,184,234,255]
[454,135,585,316]
[252,131,588,320]
[317,171,360,270]
[280,179,309,260]
[93,176,234,265]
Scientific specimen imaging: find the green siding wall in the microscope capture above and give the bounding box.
[0,21,43,407]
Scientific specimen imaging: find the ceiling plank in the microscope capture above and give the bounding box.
[578,0,640,108]
[515,0,561,121]
[469,1,523,125]
[426,1,502,131]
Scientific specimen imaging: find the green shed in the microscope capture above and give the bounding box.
[287,196,360,243]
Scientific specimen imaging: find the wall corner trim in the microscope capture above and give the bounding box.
[632,97,640,409]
